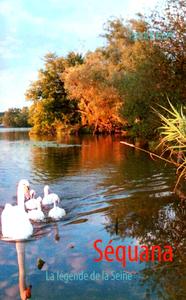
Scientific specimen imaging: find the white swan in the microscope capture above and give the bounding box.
[48,199,66,220]
[25,189,40,210]
[42,185,60,205]
[27,197,45,221]
[1,179,33,240]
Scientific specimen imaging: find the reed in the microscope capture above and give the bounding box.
[153,100,186,190]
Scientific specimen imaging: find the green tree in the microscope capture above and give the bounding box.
[101,12,184,138]
[3,107,30,127]
[26,52,83,135]
[0,112,4,124]
[150,0,186,101]
[100,18,162,137]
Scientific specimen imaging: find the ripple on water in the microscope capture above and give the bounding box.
[0,131,182,300]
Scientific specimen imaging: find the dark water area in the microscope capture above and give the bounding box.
[0,129,185,300]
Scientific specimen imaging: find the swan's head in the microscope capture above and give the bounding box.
[53,195,60,204]
[56,196,60,204]
[18,179,30,186]
[44,185,49,195]
[37,196,42,202]
[18,179,30,200]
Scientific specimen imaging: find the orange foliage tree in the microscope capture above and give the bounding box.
[63,51,124,134]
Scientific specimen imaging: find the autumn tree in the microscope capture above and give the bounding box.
[63,50,124,134]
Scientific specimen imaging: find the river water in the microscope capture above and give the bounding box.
[0,129,185,300]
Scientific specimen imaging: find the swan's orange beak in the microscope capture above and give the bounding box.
[24,185,30,200]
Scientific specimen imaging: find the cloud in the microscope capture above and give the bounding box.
[0,0,46,66]
[0,36,22,60]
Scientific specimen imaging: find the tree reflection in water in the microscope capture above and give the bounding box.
[104,195,186,299]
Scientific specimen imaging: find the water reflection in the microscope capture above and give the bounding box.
[0,219,62,299]
[103,189,186,299]
[0,129,185,299]
[16,242,32,300]
[0,128,30,141]
[141,202,186,300]
[31,145,81,182]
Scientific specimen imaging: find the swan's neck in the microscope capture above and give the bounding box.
[37,203,41,211]
[17,186,26,210]
[44,188,49,197]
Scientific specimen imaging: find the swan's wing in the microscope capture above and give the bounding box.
[25,199,38,210]
[48,207,66,219]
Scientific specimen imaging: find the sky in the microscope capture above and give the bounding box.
[0,0,165,111]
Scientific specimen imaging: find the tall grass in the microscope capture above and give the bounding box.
[154,100,186,190]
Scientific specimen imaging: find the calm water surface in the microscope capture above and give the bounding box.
[0,129,185,300]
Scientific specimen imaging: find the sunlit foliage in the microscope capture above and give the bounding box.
[63,50,124,133]
[155,101,186,189]
[25,52,83,135]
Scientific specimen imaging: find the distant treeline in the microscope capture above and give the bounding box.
[23,0,185,138]
[0,112,4,124]
[2,107,30,128]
